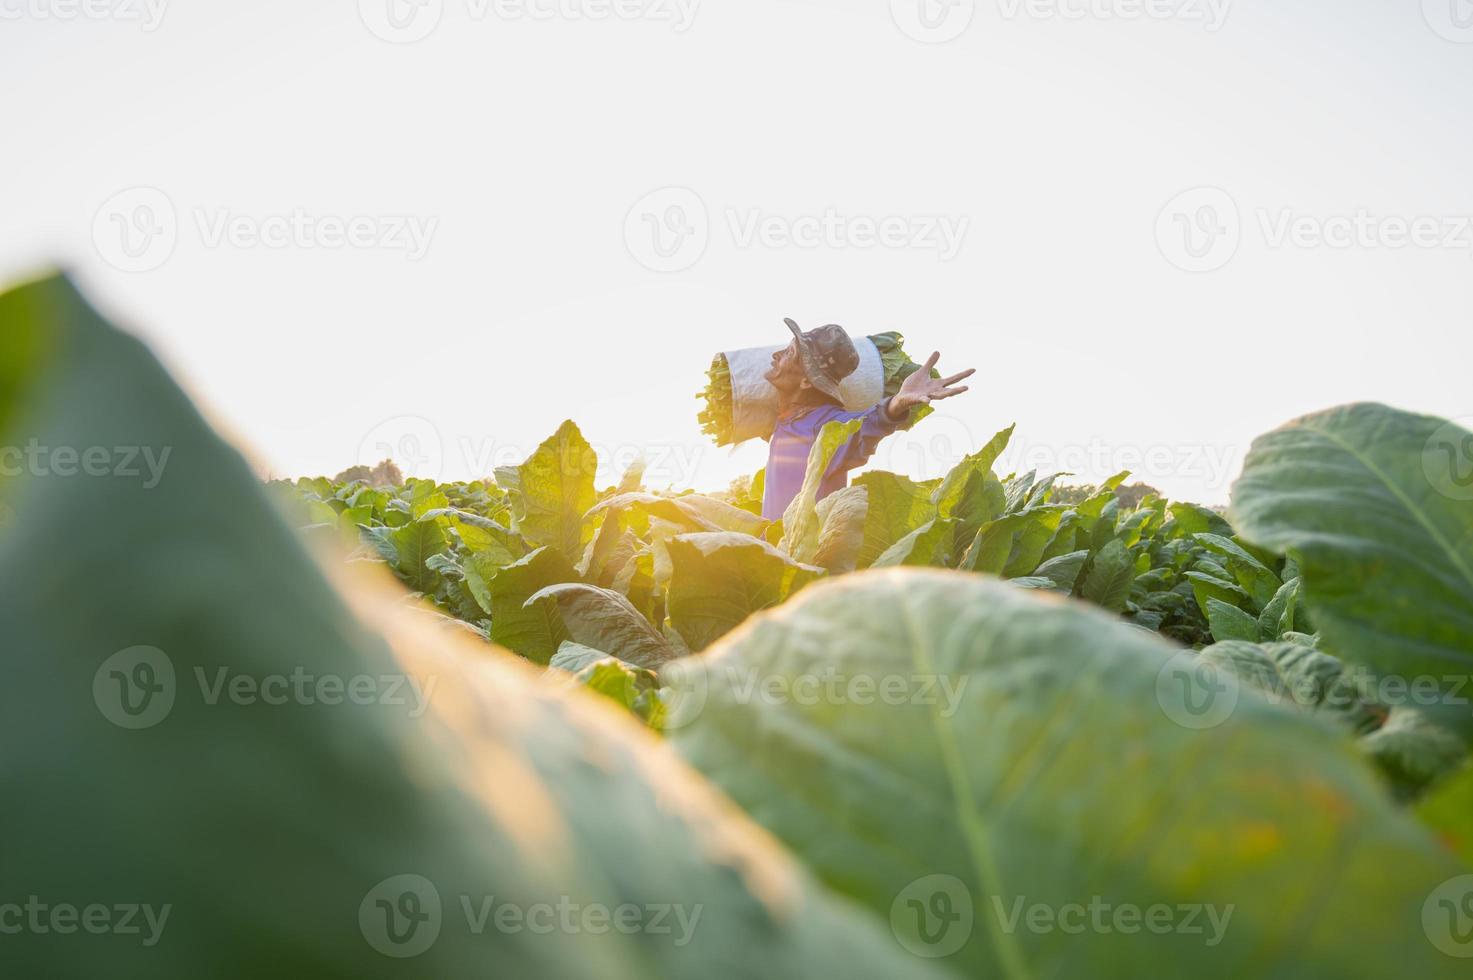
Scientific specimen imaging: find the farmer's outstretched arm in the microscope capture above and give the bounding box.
[828,351,975,474]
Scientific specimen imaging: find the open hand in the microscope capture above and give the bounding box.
[886,352,975,420]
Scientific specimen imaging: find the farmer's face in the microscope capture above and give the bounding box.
[765,340,808,393]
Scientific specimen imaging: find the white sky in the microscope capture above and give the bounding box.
[3,0,1470,504]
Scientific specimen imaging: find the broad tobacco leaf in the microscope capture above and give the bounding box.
[488,545,579,662]
[931,424,1014,521]
[668,570,1467,979]
[552,649,667,729]
[812,485,869,574]
[526,581,676,669]
[853,471,935,569]
[0,272,939,980]
[1231,403,1473,739]
[666,532,824,652]
[514,418,597,560]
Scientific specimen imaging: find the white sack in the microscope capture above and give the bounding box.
[724,335,886,444]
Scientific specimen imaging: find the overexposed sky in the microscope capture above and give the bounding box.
[3,0,1470,503]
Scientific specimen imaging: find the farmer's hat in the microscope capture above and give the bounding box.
[783,318,860,401]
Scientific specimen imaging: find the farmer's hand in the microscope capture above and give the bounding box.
[885,352,975,421]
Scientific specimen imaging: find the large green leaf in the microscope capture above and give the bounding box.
[588,492,741,535]
[1230,403,1473,737]
[0,273,937,980]
[513,419,598,559]
[871,517,956,568]
[853,471,935,568]
[666,532,823,652]
[1194,533,1282,611]
[667,570,1469,979]
[1031,550,1088,593]
[931,424,1013,521]
[812,485,869,574]
[526,581,677,669]
[1081,538,1135,611]
[1361,708,1469,802]
[958,509,1063,576]
[388,517,448,592]
[549,643,667,729]
[1199,640,1382,734]
[487,545,579,662]
[1205,598,1260,643]
[1417,765,1473,865]
[780,418,862,563]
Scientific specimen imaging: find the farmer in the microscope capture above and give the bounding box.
[762,318,975,520]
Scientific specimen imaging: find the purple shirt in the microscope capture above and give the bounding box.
[761,402,902,520]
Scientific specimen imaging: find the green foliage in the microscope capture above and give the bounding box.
[666,532,823,651]
[0,272,932,979]
[667,572,1469,979]
[1232,403,1473,740]
[549,642,668,728]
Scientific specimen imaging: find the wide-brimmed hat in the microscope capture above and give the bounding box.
[783,318,860,401]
